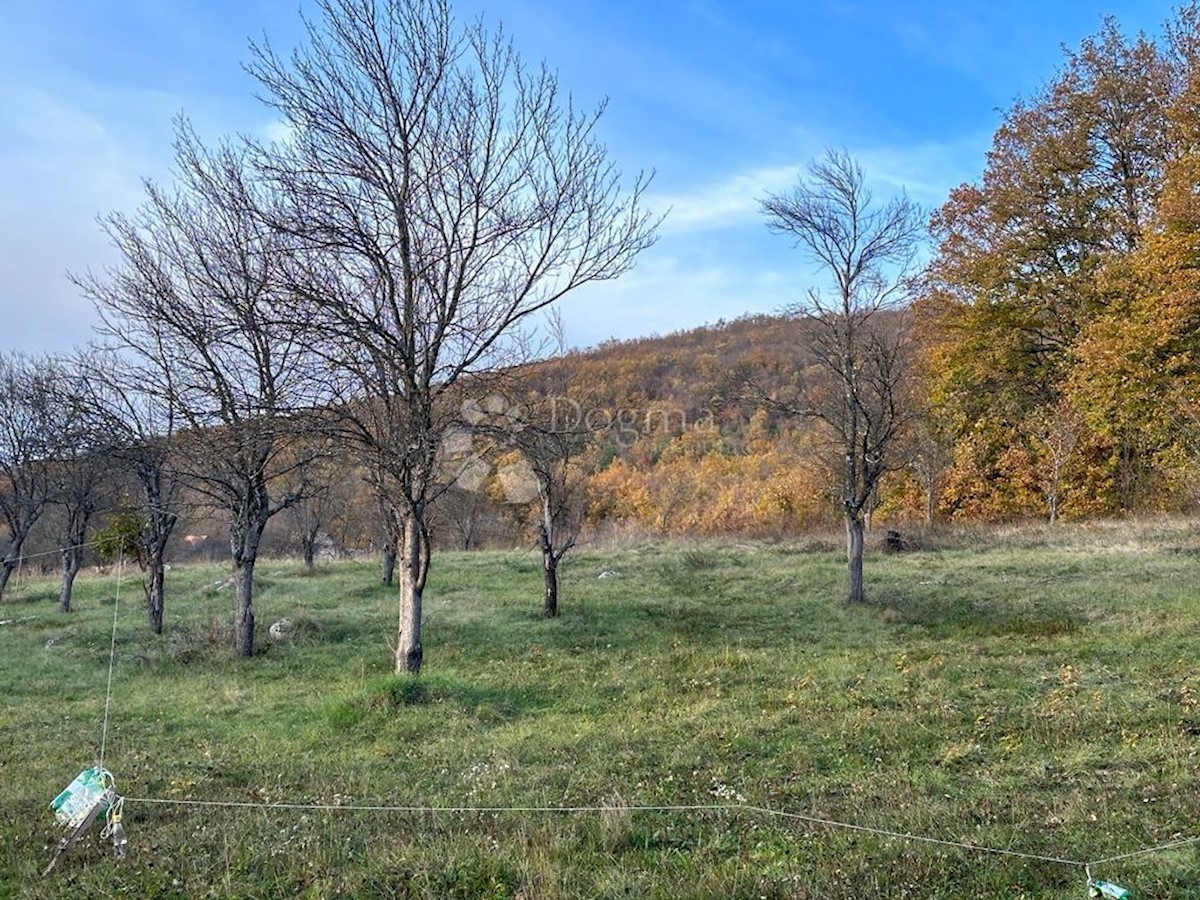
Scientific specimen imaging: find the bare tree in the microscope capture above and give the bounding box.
[76,123,321,656]
[515,422,589,617]
[374,485,402,587]
[79,350,183,633]
[436,485,488,551]
[47,373,114,613]
[1029,399,1085,524]
[0,353,61,601]
[761,150,923,603]
[907,415,954,527]
[281,441,353,570]
[250,0,656,673]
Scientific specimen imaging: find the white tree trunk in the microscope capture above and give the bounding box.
[395,514,425,674]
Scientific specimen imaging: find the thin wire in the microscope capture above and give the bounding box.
[120,796,1088,870]
[742,804,1087,869]
[9,538,106,566]
[98,551,124,771]
[123,798,737,815]
[1088,832,1200,866]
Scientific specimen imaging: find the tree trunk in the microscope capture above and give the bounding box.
[233,557,256,657]
[303,541,315,571]
[846,513,865,604]
[539,518,559,617]
[395,514,426,674]
[146,553,165,635]
[542,552,559,618]
[229,497,268,659]
[0,559,15,602]
[58,550,82,613]
[381,545,397,587]
[1047,458,1062,525]
[0,532,29,602]
[143,507,175,635]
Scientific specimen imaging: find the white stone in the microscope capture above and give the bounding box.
[268,618,294,641]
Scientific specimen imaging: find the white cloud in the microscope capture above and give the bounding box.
[649,163,802,236]
[647,130,988,247]
[856,134,990,205]
[559,248,793,349]
[260,118,297,147]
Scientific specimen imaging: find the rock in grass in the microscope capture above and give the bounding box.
[268,618,294,642]
[268,617,320,642]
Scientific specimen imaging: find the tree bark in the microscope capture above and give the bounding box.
[381,545,397,587]
[0,532,30,602]
[229,489,269,658]
[395,514,427,674]
[233,557,256,658]
[542,553,559,618]
[58,549,82,613]
[146,554,165,635]
[303,541,316,571]
[846,514,865,604]
[539,520,559,618]
[0,559,15,602]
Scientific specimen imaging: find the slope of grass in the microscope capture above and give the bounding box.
[3,523,1200,897]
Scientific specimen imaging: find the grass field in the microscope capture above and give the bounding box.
[4,521,1200,898]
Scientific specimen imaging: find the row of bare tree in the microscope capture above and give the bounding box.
[3,0,923,674]
[3,0,655,674]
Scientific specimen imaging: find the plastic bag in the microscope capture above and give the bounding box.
[50,767,111,828]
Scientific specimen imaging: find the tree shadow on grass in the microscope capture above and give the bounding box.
[876,589,1085,639]
[325,673,558,731]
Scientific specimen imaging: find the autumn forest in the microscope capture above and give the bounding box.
[565,7,1200,537]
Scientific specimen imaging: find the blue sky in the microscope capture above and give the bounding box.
[0,0,1178,354]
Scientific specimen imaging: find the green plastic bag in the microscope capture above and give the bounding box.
[1090,880,1132,900]
[50,767,111,828]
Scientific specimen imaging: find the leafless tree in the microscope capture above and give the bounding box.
[249,0,657,673]
[374,485,403,588]
[429,483,487,551]
[78,349,184,633]
[0,352,61,601]
[761,150,923,603]
[514,421,590,617]
[76,122,322,656]
[907,418,954,528]
[281,442,353,570]
[1029,399,1085,525]
[47,362,115,612]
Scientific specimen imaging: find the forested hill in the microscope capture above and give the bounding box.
[533,313,802,417]
[502,313,852,539]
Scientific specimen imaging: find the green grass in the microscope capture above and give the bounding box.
[4,524,1200,897]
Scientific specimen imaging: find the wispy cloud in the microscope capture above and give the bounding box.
[646,128,986,241]
[260,118,297,147]
[856,134,991,205]
[562,249,793,348]
[649,164,801,235]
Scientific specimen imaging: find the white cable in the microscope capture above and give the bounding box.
[97,551,123,770]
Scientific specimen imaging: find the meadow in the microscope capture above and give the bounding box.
[4,521,1200,898]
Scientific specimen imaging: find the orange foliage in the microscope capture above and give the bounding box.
[589,440,832,537]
